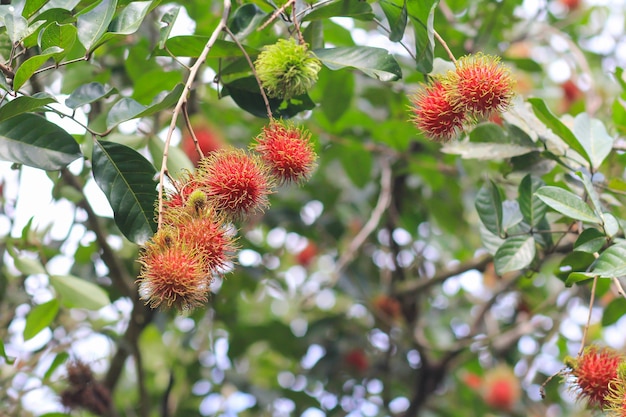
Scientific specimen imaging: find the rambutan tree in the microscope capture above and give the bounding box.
[1,0,626,416]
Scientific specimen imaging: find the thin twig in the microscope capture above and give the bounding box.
[223,26,273,119]
[258,0,295,31]
[334,159,393,277]
[613,276,626,300]
[158,0,232,229]
[32,56,89,76]
[291,2,305,46]
[433,30,456,64]
[578,275,598,357]
[182,103,204,161]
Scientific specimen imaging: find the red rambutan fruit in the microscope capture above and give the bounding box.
[482,365,521,412]
[409,80,467,142]
[566,346,625,408]
[137,238,209,311]
[253,120,317,185]
[196,148,273,219]
[445,53,515,118]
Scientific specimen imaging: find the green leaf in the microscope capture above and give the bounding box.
[5,14,28,43]
[65,82,117,109]
[494,236,536,275]
[0,339,14,364]
[556,251,595,282]
[94,1,153,48]
[13,47,63,91]
[475,181,503,237]
[77,0,117,52]
[229,3,266,39]
[565,272,595,287]
[407,1,437,73]
[572,113,614,170]
[106,84,184,128]
[534,186,600,224]
[337,142,372,188]
[592,242,626,277]
[528,97,591,165]
[158,6,180,49]
[0,113,81,170]
[518,174,547,227]
[92,140,158,244]
[39,23,77,64]
[301,0,375,21]
[320,69,354,124]
[0,95,56,122]
[49,274,110,310]
[314,46,402,82]
[603,212,620,238]
[23,0,48,18]
[441,142,535,160]
[24,299,59,341]
[380,0,408,42]
[502,200,523,232]
[158,36,258,58]
[574,228,606,253]
[577,171,604,221]
[602,298,626,326]
[43,352,69,380]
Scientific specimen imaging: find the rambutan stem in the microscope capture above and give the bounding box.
[258,0,296,32]
[158,0,232,230]
[223,26,274,120]
[578,275,598,357]
[182,104,204,161]
[433,30,457,65]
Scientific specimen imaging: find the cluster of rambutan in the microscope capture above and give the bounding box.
[566,345,626,415]
[410,53,515,142]
[137,119,317,311]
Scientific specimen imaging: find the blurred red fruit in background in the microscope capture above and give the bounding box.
[182,118,224,165]
[345,348,368,372]
[296,242,318,267]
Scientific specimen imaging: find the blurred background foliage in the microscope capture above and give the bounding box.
[1,0,626,417]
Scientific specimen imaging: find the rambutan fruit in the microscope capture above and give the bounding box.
[409,80,467,142]
[482,365,521,412]
[196,148,273,219]
[253,120,317,185]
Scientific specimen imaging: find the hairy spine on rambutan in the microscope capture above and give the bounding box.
[444,53,515,118]
[605,363,626,416]
[253,120,317,185]
[565,346,625,408]
[137,235,209,311]
[409,80,467,142]
[196,148,273,219]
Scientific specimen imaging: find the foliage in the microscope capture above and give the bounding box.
[1,0,626,416]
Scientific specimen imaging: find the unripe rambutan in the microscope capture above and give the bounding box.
[196,148,273,219]
[445,53,515,118]
[137,239,209,311]
[164,172,200,210]
[253,120,317,185]
[255,38,322,100]
[605,363,626,417]
[409,80,467,142]
[565,346,625,408]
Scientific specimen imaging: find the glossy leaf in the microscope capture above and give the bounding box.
[24,299,59,341]
[574,228,606,253]
[314,47,402,81]
[518,175,547,227]
[573,113,614,170]
[502,200,523,232]
[77,0,117,52]
[302,0,374,21]
[13,47,63,91]
[577,171,604,221]
[106,84,184,128]
[39,23,77,63]
[0,113,81,170]
[556,251,595,282]
[0,95,56,122]
[50,274,110,310]
[229,3,266,39]
[158,6,180,49]
[602,298,626,326]
[92,140,158,244]
[159,36,258,58]
[475,181,503,237]
[380,0,408,42]
[5,14,28,43]
[23,0,48,18]
[43,352,69,380]
[94,1,153,48]
[494,236,536,275]
[441,142,535,160]
[565,272,595,287]
[592,242,626,277]
[65,82,117,109]
[528,98,590,165]
[535,186,600,224]
[407,1,437,73]
[603,212,620,238]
